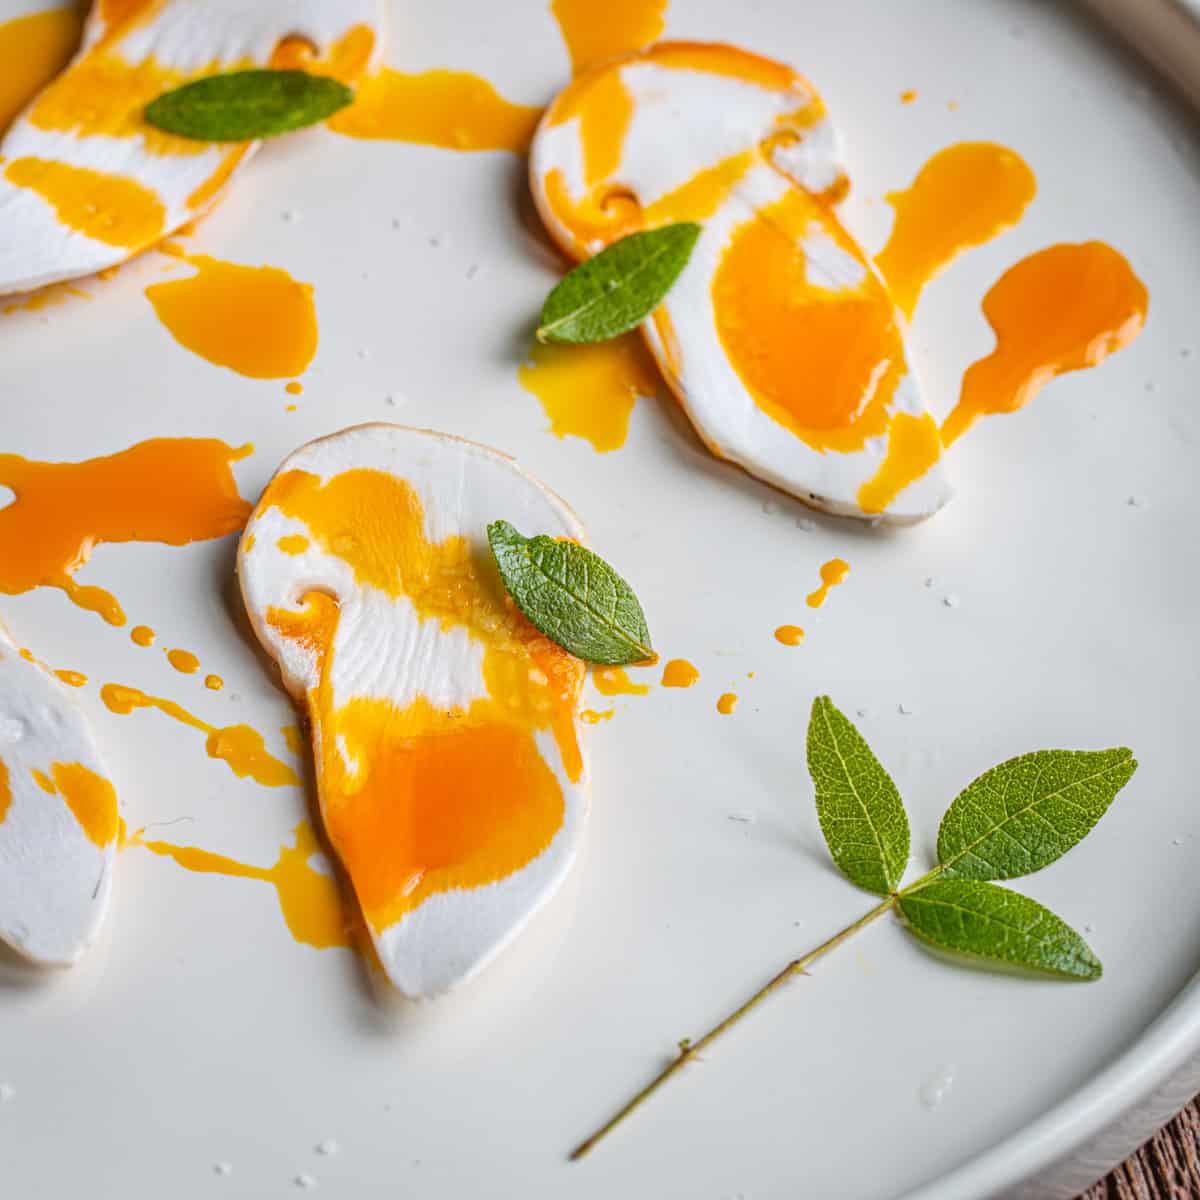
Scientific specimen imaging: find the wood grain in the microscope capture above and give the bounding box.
[1080,1099,1200,1198]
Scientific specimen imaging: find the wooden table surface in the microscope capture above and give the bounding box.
[1080,1100,1200,1198]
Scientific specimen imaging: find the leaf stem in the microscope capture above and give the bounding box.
[569,893,897,1161]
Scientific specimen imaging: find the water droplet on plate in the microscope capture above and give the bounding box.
[943,593,960,608]
[213,1162,232,1177]
[727,812,755,824]
[294,1174,317,1190]
[0,1083,15,1103]
[919,1065,955,1110]
[315,1139,339,1157]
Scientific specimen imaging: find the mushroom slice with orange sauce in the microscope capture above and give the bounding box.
[0,625,119,966]
[529,42,952,522]
[238,424,590,998]
[0,0,384,295]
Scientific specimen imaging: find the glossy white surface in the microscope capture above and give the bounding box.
[1,0,1198,1197]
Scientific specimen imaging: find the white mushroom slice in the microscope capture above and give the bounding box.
[239,425,590,998]
[0,0,385,295]
[0,627,119,966]
[530,41,952,523]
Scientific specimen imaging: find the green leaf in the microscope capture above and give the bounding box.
[806,697,910,895]
[144,69,353,142]
[937,748,1136,881]
[487,520,653,666]
[537,223,702,344]
[898,879,1101,980]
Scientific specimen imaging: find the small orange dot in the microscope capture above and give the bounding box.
[717,692,738,715]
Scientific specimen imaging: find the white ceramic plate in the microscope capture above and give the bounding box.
[1,2,1199,1197]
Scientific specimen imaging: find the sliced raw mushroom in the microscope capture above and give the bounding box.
[0,0,384,295]
[239,424,590,998]
[0,625,120,966]
[530,41,952,523]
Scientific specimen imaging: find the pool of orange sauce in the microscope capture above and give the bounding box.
[774,625,805,646]
[593,666,651,696]
[807,559,850,609]
[130,822,355,950]
[0,439,251,625]
[660,659,700,688]
[257,466,584,936]
[875,142,1036,319]
[100,683,298,789]
[146,250,318,380]
[166,648,199,675]
[519,334,664,452]
[942,242,1148,447]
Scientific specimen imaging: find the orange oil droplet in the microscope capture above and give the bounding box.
[875,142,1037,319]
[54,669,88,687]
[774,625,805,646]
[0,440,251,625]
[146,253,317,379]
[716,692,739,715]
[99,682,298,789]
[204,674,224,691]
[166,648,200,674]
[580,708,614,724]
[519,333,663,452]
[329,69,542,153]
[661,658,700,688]
[0,7,84,136]
[899,89,918,104]
[281,724,305,756]
[807,558,851,608]
[551,0,667,74]
[285,381,304,395]
[941,241,1148,447]
[593,666,651,696]
[131,625,156,647]
[136,821,355,950]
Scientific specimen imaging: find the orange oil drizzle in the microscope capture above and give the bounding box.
[661,658,700,688]
[0,439,251,625]
[130,625,156,647]
[875,142,1036,318]
[0,760,9,824]
[856,412,943,514]
[807,558,850,608]
[204,674,224,691]
[166,648,199,674]
[942,242,1148,447]
[146,252,318,380]
[581,708,614,724]
[257,467,584,934]
[54,669,88,687]
[552,0,668,75]
[0,6,85,135]
[100,683,298,789]
[32,761,119,847]
[132,822,354,950]
[716,692,738,715]
[519,333,663,452]
[593,666,650,696]
[774,625,805,646]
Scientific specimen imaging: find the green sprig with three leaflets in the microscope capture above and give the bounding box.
[569,696,1136,1159]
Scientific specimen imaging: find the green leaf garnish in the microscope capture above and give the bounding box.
[937,747,1137,881]
[807,696,909,896]
[898,879,1101,980]
[487,520,652,666]
[570,699,1135,1159]
[537,223,702,345]
[144,69,354,142]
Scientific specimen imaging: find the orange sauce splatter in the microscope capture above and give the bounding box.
[204,674,224,692]
[0,6,85,135]
[31,768,56,794]
[552,0,668,75]
[774,625,805,646]
[519,334,663,452]
[131,625,156,647]
[329,69,541,153]
[712,186,907,454]
[0,439,251,625]
[257,468,584,934]
[52,762,119,846]
[145,253,318,380]
[100,682,298,788]
[581,708,613,724]
[807,558,850,608]
[661,659,700,688]
[875,142,1036,318]
[942,242,1148,447]
[166,648,199,674]
[285,381,304,396]
[134,822,354,950]
[0,760,9,825]
[277,534,310,555]
[54,669,88,688]
[4,157,166,248]
[899,89,918,104]
[857,412,943,514]
[717,692,738,715]
[281,724,305,755]
[2,282,91,317]
[593,666,650,696]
